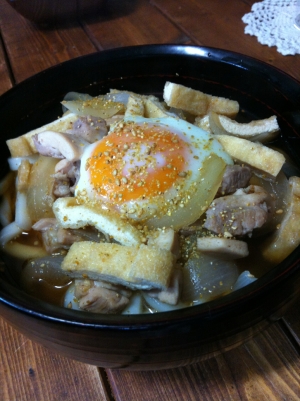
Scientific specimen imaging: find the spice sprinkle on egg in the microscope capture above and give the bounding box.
[75,115,232,229]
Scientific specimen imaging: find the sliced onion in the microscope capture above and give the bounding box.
[0,191,14,227]
[0,221,22,246]
[233,270,257,291]
[26,155,57,223]
[63,91,93,102]
[181,253,239,303]
[142,292,186,312]
[15,188,32,230]
[104,92,130,105]
[62,92,93,113]
[3,241,47,259]
[8,155,38,171]
[62,97,125,119]
[122,293,144,315]
[64,283,81,310]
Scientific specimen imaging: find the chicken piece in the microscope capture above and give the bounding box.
[74,278,94,298]
[33,131,88,161]
[62,242,175,290]
[197,237,249,259]
[53,197,143,246]
[203,185,272,237]
[53,173,73,198]
[66,115,108,143]
[217,165,252,196]
[6,113,79,157]
[53,159,80,197]
[74,279,132,314]
[32,218,84,253]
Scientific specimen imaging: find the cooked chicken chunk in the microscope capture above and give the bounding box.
[32,218,84,253]
[217,165,252,196]
[53,160,80,197]
[66,115,108,143]
[33,131,88,161]
[204,185,272,237]
[74,279,132,314]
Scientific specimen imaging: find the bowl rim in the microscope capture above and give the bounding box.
[0,44,300,329]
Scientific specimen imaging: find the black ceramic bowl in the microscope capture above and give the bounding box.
[0,45,300,370]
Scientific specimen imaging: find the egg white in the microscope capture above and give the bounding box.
[75,115,232,228]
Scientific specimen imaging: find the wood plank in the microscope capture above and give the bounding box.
[0,317,110,401]
[81,0,191,49]
[282,297,300,345]
[0,0,97,84]
[107,322,300,401]
[0,32,12,95]
[151,0,300,82]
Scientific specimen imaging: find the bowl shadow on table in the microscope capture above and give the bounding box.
[5,0,139,27]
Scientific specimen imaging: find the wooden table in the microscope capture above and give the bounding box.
[1,0,300,399]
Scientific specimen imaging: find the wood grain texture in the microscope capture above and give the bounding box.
[80,0,191,50]
[107,322,300,401]
[0,318,110,401]
[0,33,12,95]
[0,0,97,84]
[151,0,300,82]
[282,297,300,348]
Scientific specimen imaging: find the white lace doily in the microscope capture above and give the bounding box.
[242,0,300,55]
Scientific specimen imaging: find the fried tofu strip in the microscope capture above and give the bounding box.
[215,134,285,179]
[6,113,78,157]
[163,82,239,117]
[209,112,280,143]
[62,242,175,290]
[16,159,31,192]
[53,197,143,246]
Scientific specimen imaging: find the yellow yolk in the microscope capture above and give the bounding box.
[76,115,233,228]
[86,121,190,203]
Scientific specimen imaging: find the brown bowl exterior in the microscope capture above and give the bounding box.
[0,45,300,370]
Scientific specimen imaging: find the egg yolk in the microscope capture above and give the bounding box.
[85,121,191,203]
